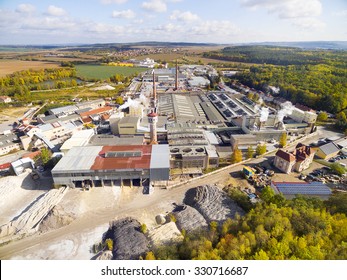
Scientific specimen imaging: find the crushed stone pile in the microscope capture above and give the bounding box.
[0,187,68,243]
[184,184,244,224]
[108,217,149,260]
[147,222,183,247]
[173,205,208,233]
[39,205,75,233]
[95,250,113,260]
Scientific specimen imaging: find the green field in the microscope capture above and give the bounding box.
[75,64,147,80]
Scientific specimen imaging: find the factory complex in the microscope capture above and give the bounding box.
[2,62,321,191]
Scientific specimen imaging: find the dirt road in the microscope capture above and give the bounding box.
[0,126,340,259]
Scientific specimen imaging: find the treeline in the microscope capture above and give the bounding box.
[151,188,347,260]
[0,68,77,101]
[204,46,347,114]
[204,45,347,67]
[234,63,347,113]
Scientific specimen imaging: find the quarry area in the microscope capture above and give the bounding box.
[0,161,247,260]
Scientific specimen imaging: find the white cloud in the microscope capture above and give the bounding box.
[292,17,326,30]
[15,4,36,14]
[190,20,241,36]
[170,10,199,22]
[112,9,136,19]
[241,0,324,30]
[241,0,322,18]
[142,0,167,13]
[46,5,67,17]
[101,0,128,4]
[155,23,181,32]
[333,10,347,17]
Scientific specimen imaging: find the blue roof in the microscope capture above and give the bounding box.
[272,182,331,196]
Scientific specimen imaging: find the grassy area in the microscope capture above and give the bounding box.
[30,85,125,103]
[75,64,146,80]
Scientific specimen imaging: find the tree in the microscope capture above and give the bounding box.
[317,112,328,122]
[140,223,147,234]
[330,163,346,176]
[35,147,52,167]
[256,144,267,156]
[115,96,124,105]
[325,192,347,215]
[246,146,254,159]
[105,238,113,251]
[231,146,243,163]
[145,251,156,260]
[279,133,287,148]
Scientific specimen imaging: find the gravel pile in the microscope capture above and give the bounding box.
[184,185,244,224]
[108,217,149,260]
[173,205,208,233]
[39,205,75,233]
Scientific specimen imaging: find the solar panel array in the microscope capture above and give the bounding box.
[105,151,142,158]
[274,182,331,195]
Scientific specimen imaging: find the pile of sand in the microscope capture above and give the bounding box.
[39,205,75,233]
[0,187,68,244]
[147,222,183,247]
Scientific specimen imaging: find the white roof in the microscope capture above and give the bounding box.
[60,129,94,151]
[52,146,102,172]
[150,145,170,169]
[11,158,34,168]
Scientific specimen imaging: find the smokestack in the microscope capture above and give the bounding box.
[175,60,178,90]
[148,110,158,145]
[152,71,156,106]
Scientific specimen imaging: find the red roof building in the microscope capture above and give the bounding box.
[274,143,315,174]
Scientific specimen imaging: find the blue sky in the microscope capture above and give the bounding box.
[0,0,346,44]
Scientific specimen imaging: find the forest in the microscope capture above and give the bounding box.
[0,68,77,102]
[204,46,347,114]
[151,188,347,260]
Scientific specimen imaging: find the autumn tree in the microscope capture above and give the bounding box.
[145,251,156,260]
[115,96,124,105]
[246,146,254,159]
[256,144,267,156]
[317,111,328,122]
[279,133,287,148]
[231,146,243,163]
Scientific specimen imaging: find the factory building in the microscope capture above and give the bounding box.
[167,124,220,175]
[110,116,140,135]
[51,145,170,188]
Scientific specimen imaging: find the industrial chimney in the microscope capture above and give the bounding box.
[148,110,158,144]
[175,60,178,91]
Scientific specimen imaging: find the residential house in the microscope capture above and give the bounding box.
[0,132,21,156]
[274,143,315,174]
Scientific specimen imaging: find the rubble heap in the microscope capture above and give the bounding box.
[184,185,244,224]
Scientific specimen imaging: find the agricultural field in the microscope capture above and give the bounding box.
[0,60,60,77]
[75,64,146,80]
